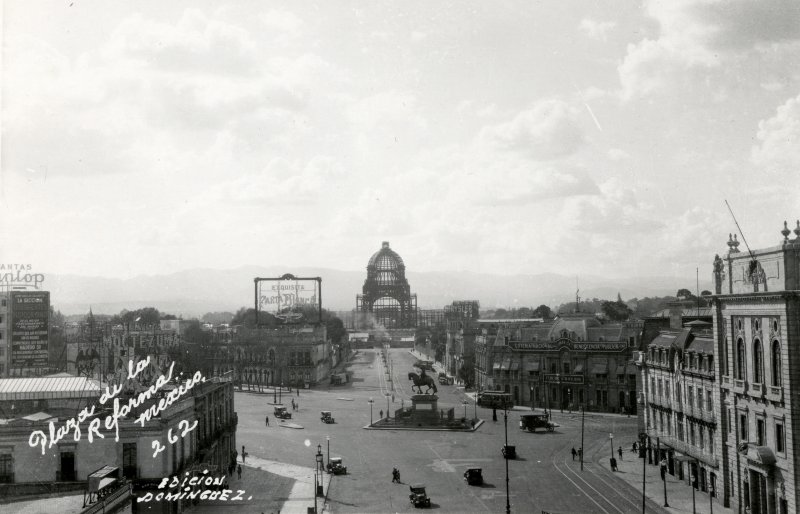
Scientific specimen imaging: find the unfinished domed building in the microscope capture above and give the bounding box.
[356,241,418,328]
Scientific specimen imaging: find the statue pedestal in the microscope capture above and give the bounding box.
[408,394,440,424]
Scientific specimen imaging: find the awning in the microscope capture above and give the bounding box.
[492,361,501,371]
[591,362,608,375]
[627,363,637,375]
[509,360,520,371]
[524,361,541,372]
[573,363,584,373]
[501,357,511,370]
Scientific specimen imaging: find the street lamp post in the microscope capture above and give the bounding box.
[580,403,585,471]
[709,485,714,514]
[504,408,510,514]
[368,398,374,426]
[386,394,390,420]
[462,400,468,420]
[316,444,324,497]
[609,433,614,460]
[661,457,669,507]
[691,468,697,514]
[639,433,648,514]
[326,436,330,468]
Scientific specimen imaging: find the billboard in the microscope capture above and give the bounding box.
[10,291,50,368]
[255,274,322,323]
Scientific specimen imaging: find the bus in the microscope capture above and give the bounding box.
[477,391,513,409]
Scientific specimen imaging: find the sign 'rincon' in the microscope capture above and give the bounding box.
[254,274,322,324]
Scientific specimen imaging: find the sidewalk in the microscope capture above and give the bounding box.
[190,455,332,514]
[595,448,732,514]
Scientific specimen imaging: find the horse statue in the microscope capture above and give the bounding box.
[408,372,438,395]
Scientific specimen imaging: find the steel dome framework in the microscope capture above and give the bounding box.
[356,241,417,328]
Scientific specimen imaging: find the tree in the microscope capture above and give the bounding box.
[458,357,475,389]
[601,298,633,321]
[230,307,276,328]
[532,304,555,319]
[676,288,695,300]
[700,290,712,297]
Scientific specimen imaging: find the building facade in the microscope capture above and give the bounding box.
[0,371,236,513]
[475,313,640,412]
[642,322,720,507]
[711,225,800,514]
[208,324,331,389]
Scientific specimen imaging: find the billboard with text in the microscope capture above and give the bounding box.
[255,274,322,323]
[10,291,50,368]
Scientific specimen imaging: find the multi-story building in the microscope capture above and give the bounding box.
[642,322,719,506]
[711,225,800,514]
[210,324,330,389]
[475,313,640,412]
[0,370,236,513]
[0,292,7,377]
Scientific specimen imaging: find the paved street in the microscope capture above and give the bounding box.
[234,348,691,513]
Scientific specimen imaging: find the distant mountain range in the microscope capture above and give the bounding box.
[43,266,712,316]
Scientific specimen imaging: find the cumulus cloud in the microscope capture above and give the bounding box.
[618,0,800,99]
[751,93,800,174]
[478,99,584,160]
[579,19,616,41]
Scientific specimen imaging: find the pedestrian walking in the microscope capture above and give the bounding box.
[297,388,300,396]
[610,457,618,472]
[492,408,497,422]
[265,415,269,426]
[571,447,577,461]
[618,446,623,461]
[242,446,246,463]
[632,442,638,453]
[237,464,242,479]
[380,409,384,419]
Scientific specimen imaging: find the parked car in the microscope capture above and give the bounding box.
[274,405,292,420]
[409,483,431,508]
[463,468,483,486]
[437,373,454,385]
[519,413,555,433]
[502,445,516,459]
[321,411,335,424]
[327,457,347,475]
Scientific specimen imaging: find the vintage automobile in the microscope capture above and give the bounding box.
[330,373,345,386]
[437,372,454,385]
[502,444,516,459]
[463,468,483,486]
[273,405,292,420]
[326,457,347,475]
[321,411,335,424]
[519,413,555,433]
[409,483,431,508]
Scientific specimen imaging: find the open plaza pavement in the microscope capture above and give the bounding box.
[229,347,734,514]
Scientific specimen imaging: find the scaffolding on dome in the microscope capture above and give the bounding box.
[356,241,418,329]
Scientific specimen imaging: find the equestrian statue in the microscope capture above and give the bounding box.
[408,369,438,395]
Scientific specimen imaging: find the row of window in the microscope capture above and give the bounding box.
[649,408,716,455]
[648,347,714,373]
[650,377,714,411]
[727,409,785,453]
[732,338,782,386]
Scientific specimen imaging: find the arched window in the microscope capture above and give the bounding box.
[753,339,763,383]
[736,338,745,380]
[772,340,782,387]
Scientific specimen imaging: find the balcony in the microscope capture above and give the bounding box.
[733,379,747,395]
[659,434,718,468]
[749,383,764,399]
[766,385,783,403]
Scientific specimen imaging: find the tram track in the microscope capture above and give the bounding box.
[551,443,620,514]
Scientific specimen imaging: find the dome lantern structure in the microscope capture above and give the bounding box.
[356,241,417,328]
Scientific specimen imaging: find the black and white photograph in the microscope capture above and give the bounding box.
[1,1,799,513]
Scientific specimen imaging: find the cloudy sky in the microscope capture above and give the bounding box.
[2,0,799,281]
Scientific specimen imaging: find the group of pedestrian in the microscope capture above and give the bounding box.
[291,399,299,411]
[228,450,242,479]
[571,447,583,461]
